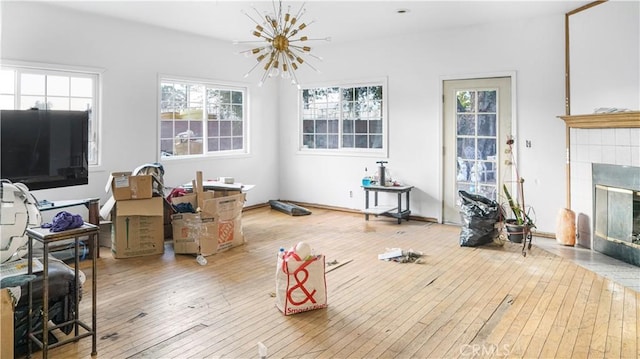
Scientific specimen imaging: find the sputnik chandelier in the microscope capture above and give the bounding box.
[235,1,329,88]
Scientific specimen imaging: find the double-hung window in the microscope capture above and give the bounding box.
[0,64,100,166]
[300,79,386,154]
[159,78,247,158]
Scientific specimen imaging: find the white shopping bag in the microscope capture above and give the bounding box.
[275,252,327,315]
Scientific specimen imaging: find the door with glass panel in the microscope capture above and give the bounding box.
[442,77,512,224]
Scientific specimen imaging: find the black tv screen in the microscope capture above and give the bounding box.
[1,109,89,190]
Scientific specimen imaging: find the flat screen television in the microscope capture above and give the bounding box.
[1,109,89,190]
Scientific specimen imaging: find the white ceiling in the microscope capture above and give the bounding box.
[49,1,589,45]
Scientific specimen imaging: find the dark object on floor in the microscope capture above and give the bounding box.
[269,200,311,216]
[458,190,503,247]
[13,260,81,356]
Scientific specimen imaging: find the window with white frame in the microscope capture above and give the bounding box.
[0,66,99,166]
[159,78,246,158]
[301,81,385,152]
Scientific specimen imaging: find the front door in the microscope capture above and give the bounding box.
[442,77,512,224]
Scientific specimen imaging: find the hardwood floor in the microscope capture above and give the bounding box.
[41,206,638,358]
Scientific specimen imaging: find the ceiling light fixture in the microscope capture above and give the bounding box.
[234,1,330,88]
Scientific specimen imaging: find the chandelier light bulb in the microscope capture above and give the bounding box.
[235,0,326,87]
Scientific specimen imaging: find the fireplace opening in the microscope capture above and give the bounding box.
[592,163,640,267]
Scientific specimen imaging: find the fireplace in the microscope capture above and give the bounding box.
[592,163,640,266]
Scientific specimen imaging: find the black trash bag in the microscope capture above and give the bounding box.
[458,190,503,247]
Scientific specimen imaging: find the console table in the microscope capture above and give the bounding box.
[37,198,100,258]
[26,224,98,359]
[362,185,414,224]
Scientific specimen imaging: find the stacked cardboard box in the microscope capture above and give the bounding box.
[106,172,165,259]
[170,171,245,256]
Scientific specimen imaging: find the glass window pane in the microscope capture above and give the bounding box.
[355,120,367,133]
[47,97,69,110]
[355,135,368,148]
[303,134,315,148]
[208,138,219,151]
[20,95,45,109]
[70,98,91,111]
[220,138,232,151]
[189,120,202,137]
[315,134,327,148]
[47,76,69,96]
[315,120,327,133]
[21,74,45,95]
[175,121,188,134]
[232,120,243,136]
[457,138,476,160]
[232,104,243,119]
[70,77,93,97]
[369,135,383,149]
[0,70,15,93]
[342,134,354,148]
[369,120,382,134]
[477,138,496,160]
[220,90,231,103]
[456,91,475,112]
[457,114,475,136]
[478,90,496,112]
[231,91,243,104]
[161,139,174,155]
[343,119,353,134]
[303,120,314,133]
[232,137,243,150]
[208,120,219,137]
[220,120,231,136]
[161,121,174,138]
[328,119,339,133]
[478,114,496,136]
[328,135,339,148]
[0,95,14,109]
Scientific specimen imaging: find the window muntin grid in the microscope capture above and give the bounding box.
[160,79,246,158]
[301,83,384,151]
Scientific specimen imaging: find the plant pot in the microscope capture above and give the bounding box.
[505,219,525,243]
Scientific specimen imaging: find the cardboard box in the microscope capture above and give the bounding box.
[109,172,153,201]
[171,213,218,256]
[1,288,14,359]
[201,193,246,252]
[112,197,164,258]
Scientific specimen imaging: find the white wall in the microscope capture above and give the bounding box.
[5,2,630,235]
[569,0,640,114]
[278,14,569,233]
[1,1,280,208]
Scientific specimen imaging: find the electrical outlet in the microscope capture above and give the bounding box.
[349,190,353,198]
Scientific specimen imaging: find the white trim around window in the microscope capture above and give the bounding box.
[297,77,388,158]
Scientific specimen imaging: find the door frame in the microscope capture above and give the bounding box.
[438,71,518,224]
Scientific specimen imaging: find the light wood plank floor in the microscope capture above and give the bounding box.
[38,206,638,359]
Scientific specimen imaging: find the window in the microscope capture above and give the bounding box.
[301,80,386,153]
[0,65,100,166]
[160,78,246,158]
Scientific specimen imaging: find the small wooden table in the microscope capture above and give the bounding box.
[26,224,98,359]
[362,185,413,224]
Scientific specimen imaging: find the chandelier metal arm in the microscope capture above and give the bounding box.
[236,0,325,88]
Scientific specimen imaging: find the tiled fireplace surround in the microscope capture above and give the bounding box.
[565,113,640,266]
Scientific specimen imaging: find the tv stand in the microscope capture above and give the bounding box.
[37,198,100,258]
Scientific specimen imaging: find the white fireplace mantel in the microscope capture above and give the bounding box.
[559,111,640,129]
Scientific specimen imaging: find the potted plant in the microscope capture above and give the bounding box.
[501,136,536,244]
